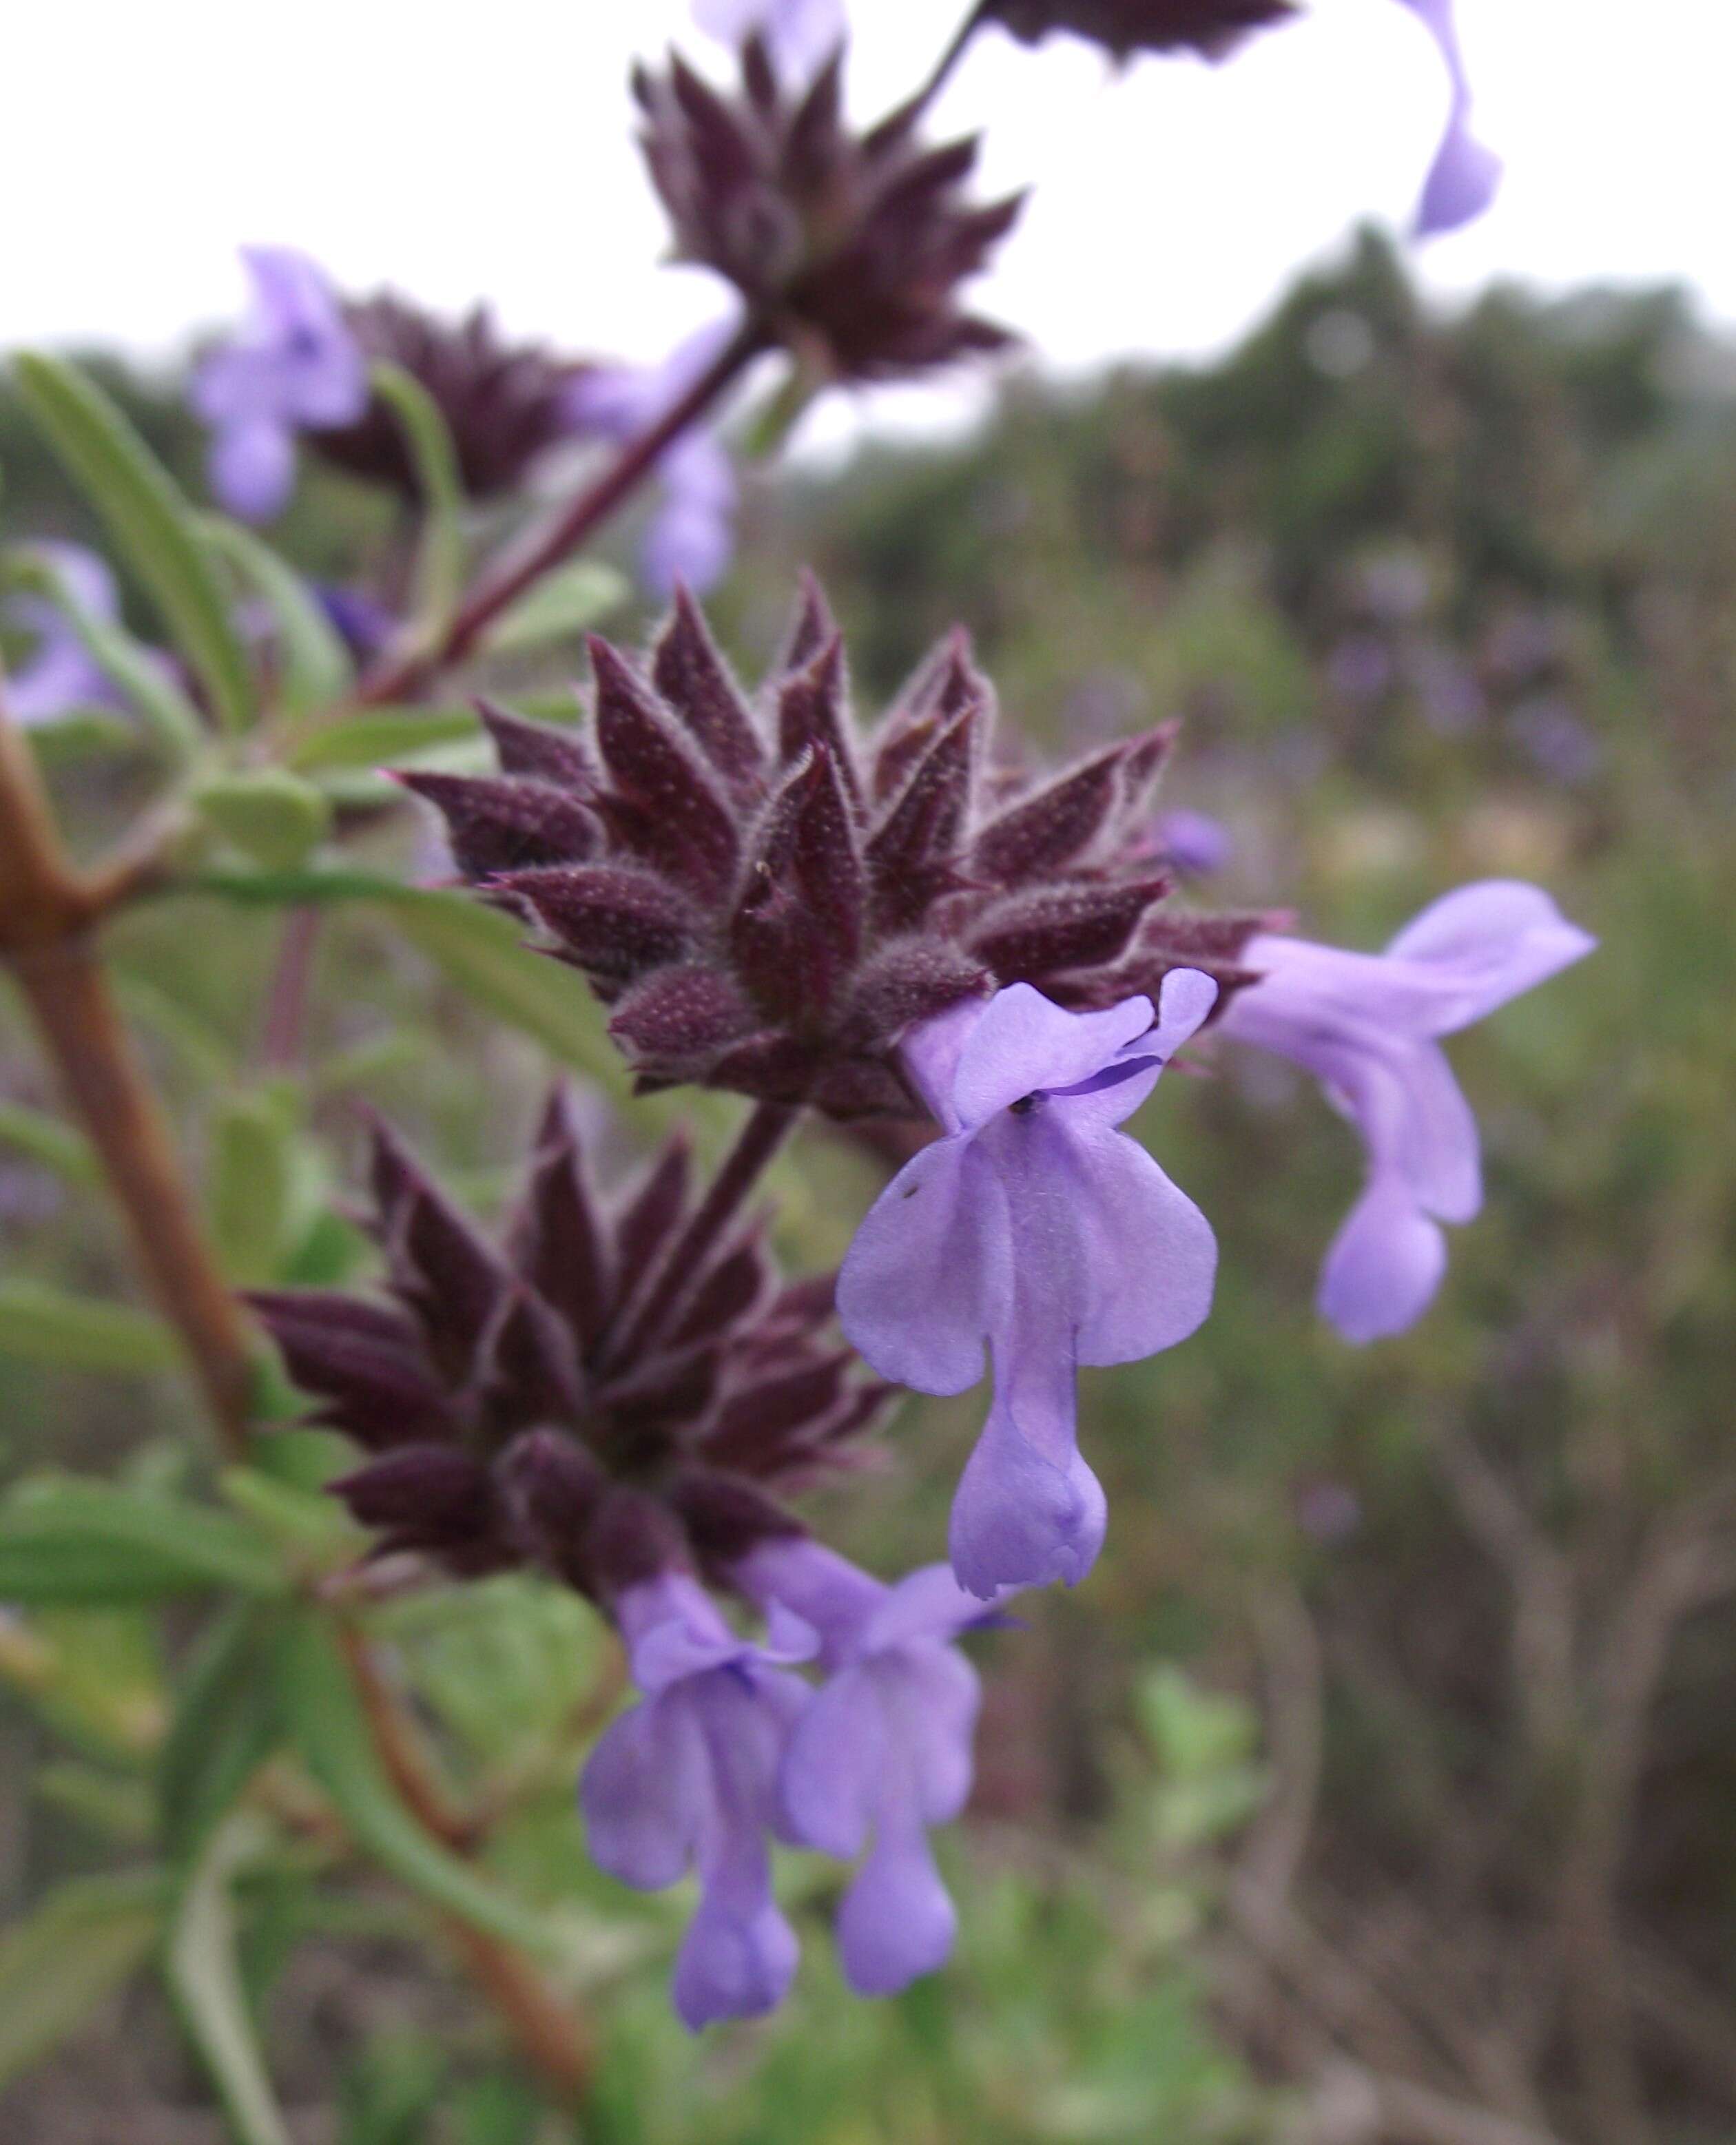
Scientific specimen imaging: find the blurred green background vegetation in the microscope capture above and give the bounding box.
[3,231,1734,2142]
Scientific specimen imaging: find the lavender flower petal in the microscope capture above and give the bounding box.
[693,0,847,79]
[1391,0,1502,237]
[579,1571,807,2029]
[841,975,1218,1595]
[3,545,126,725]
[1220,880,1593,1340]
[745,1540,1000,1997]
[193,247,366,521]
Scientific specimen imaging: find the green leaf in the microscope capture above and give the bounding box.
[279,1613,555,1956]
[371,362,466,643]
[207,1092,299,1285]
[148,872,626,1086]
[0,1279,180,1376]
[159,1602,287,1863]
[1136,1665,1260,1778]
[0,1607,167,1763]
[0,1479,289,1604]
[0,1100,98,1187]
[200,515,354,718]
[114,968,238,1087]
[482,559,628,655]
[10,351,253,732]
[4,545,205,756]
[34,1759,156,1844]
[194,768,333,872]
[386,890,626,1084]
[166,1814,294,2145]
[288,705,481,772]
[0,1869,167,2089]
[220,1465,364,1572]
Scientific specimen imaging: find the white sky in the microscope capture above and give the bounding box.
[3,1,1732,450]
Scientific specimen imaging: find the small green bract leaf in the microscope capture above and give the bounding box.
[194,769,332,871]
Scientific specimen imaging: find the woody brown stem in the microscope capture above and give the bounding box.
[340,1625,596,2102]
[0,687,256,1455]
[353,316,772,707]
[1,671,594,2096]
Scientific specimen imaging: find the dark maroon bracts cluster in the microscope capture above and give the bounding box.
[402,579,1261,1119]
[982,0,1296,62]
[311,294,588,501]
[634,41,1021,380]
[249,1095,884,1602]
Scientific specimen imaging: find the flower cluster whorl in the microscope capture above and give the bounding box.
[402,578,1263,1119]
[634,39,1022,382]
[249,1091,885,1605]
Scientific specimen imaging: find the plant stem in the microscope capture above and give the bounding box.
[353,317,772,706]
[0,684,257,1455]
[611,1099,797,1365]
[340,1626,596,2102]
[12,945,258,1450]
[891,2,989,131]
[1,674,594,2097]
[259,906,322,1069]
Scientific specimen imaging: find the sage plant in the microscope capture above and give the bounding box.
[0,0,1580,2113]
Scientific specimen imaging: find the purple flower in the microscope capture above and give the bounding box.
[692,0,846,80]
[738,1537,1005,1996]
[192,247,368,520]
[1392,0,1502,237]
[1217,882,1595,1342]
[579,1569,811,2029]
[3,546,127,725]
[838,974,1219,1597]
[1155,808,1230,878]
[566,321,742,596]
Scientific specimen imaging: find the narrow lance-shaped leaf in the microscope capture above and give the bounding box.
[10,351,254,731]
[158,1601,288,1863]
[165,1814,293,2145]
[0,1099,99,1187]
[482,558,628,656]
[0,1478,289,1604]
[199,514,354,718]
[371,362,467,647]
[0,1869,168,2090]
[0,1280,180,1377]
[288,705,481,771]
[278,1610,558,1956]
